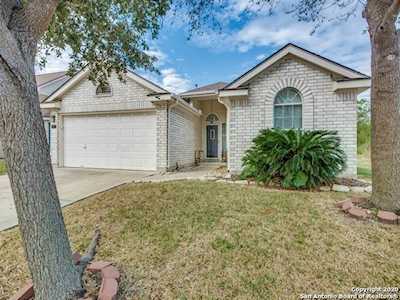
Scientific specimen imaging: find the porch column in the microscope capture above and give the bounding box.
[218,97,232,171]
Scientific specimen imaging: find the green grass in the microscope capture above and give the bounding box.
[357,152,371,181]
[1,181,399,299]
[0,160,6,176]
[357,166,372,180]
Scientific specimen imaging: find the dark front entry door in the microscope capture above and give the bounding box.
[207,125,218,158]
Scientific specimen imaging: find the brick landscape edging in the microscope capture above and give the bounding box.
[9,281,33,300]
[9,253,120,300]
[337,197,400,224]
[86,261,120,300]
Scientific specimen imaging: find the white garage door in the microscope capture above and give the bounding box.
[63,112,157,170]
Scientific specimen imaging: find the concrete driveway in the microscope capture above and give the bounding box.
[0,168,154,231]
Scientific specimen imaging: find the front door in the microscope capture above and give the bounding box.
[207,125,218,158]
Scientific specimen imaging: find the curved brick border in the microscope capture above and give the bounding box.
[10,252,120,300]
[336,197,399,224]
[86,261,120,300]
[9,281,33,300]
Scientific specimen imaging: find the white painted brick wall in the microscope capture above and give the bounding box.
[52,73,159,167]
[229,56,358,176]
[49,112,58,164]
[156,104,168,171]
[168,106,201,169]
[61,73,154,113]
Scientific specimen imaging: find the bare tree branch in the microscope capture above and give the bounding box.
[76,228,101,276]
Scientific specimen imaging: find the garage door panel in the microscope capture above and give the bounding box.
[64,112,157,170]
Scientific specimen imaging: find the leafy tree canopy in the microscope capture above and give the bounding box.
[40,0,169,81]
[38,0,223,83]
[36,0,368,84]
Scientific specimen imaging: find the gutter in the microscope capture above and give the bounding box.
[150,94,201,117]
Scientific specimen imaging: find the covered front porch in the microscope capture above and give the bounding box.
[180,82,248,169]
[195,99,228,162]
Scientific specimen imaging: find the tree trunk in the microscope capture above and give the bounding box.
[365,0,400,212]
[0,54,83,300]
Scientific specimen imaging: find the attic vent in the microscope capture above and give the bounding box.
[96,83,112,96]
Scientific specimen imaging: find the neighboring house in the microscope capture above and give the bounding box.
[41,43,370,176]
[0,71,69,159]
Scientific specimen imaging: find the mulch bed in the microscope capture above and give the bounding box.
[335,177,370,187]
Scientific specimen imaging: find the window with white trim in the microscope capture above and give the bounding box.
[273,87,302,129]
[206,113,219,124]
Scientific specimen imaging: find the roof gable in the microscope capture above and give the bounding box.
[224,43,370,90]
[180,82,227,96]
[44,68,168,103]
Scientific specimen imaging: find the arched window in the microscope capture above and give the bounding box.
[96,82,112,96]
[273,87,302,129]
[206,113,219,124]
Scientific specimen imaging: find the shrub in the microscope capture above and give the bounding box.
[241,129,346,189]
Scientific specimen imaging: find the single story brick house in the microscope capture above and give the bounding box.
[40,43,370,176]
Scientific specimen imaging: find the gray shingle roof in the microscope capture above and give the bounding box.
[36,71,68,87]
[35,71,70,101]
[181,82,227,95]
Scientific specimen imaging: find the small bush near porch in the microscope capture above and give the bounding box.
[1,181,399,299]
[241,129,346,189]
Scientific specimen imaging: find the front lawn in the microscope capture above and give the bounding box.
[0,160,6,176]
[358,152,372,181]
[1,181,399,299]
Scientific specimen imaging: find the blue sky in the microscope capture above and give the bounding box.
[39,0,371,95]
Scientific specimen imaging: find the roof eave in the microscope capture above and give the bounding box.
[44,68,169,103]
[333,78,371,92]
[225,43,370,89]
[180,91,218,98]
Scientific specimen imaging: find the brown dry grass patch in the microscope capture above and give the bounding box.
[0,181,399,299]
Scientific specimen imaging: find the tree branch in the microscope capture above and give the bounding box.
[377,0,400,32]
[8,0,60,41]
[0,1,32,85]
[0,0,22,25]
[76,228,101,276]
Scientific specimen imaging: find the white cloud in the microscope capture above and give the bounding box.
[256,54,266,61]
[35,51,71,74]
[160,68,192,93]
[36,47,169,74]
[192,3,371,76]
[217,0,272,23]
[144,48,167,66]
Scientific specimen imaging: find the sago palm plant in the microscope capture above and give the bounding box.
[241,129,346,189]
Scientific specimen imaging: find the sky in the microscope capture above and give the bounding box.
[37,0,371,95]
